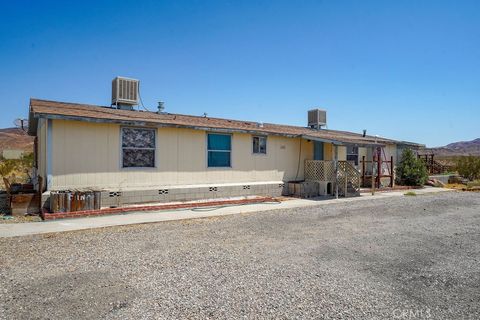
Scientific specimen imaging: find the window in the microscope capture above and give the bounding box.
[346,146,359,166]
[207,133,231,167]
[252,136,267,154]
[121,127,156,168]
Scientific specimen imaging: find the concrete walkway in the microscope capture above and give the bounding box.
[0,187,452,238]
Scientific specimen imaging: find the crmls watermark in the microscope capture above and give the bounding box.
[392,308,432,319]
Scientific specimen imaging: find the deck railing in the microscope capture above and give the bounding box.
[338,161,361,196]
[304,160,335,182]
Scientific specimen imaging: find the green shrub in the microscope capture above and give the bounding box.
[396,149,428,186]
[456,156,480,181]
[467,180,480,188]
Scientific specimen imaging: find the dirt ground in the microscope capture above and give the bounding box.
[0,215,42,224]
[1,191,479,319]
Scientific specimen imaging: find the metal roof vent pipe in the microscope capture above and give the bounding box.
[157,101,165,114]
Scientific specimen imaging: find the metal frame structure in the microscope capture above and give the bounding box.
[360,147,394,189]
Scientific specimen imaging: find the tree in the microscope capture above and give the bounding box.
[456,156,480,181]
[396,149,428,186]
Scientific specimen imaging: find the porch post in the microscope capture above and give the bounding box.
[362,155,366,187]
[371,146,376,195]
[334,145,339,199]
[46,119,53,191]
[376,147,382,189]
[390,155,394,187]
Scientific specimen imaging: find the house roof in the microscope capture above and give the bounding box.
[28,98,423,148]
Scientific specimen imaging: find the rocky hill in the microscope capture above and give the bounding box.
[0,127,34,156]
[426,138,480,157]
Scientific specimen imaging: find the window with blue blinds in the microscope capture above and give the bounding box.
[207,133,231,167]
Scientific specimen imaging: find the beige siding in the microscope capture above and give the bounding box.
[323,143,332,160]
[358,147,367,171]
[338,146,347,161]
[358,147,367,162]
[322,143,347,161]
[384,144,397,164]
[49,120,313,190]
[357,145,397,176]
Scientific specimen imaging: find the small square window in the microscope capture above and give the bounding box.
[347,146,359,166]
[253,136,267,154]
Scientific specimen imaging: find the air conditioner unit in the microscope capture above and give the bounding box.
[308,109,327,129]
[112,77,139,106]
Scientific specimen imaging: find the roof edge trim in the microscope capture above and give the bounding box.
[36,113,303,138]
[302,135,385,147]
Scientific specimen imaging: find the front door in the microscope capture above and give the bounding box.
[314,141,324,160]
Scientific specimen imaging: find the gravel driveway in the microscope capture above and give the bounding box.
[1,191,479,319]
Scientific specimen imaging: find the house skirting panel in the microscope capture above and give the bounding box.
[42,181,286,211]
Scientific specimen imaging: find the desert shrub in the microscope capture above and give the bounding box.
[0,159,16,178]
[396,149,428,186]
[19,152,34,168]
[456,156,480,181]
[0,152,34,188]
[467,180,480,188]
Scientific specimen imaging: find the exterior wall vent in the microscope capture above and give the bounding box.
[112,77,139,107]
[308,109,327,129]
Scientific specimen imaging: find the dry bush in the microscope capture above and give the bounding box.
[456,156,480,181]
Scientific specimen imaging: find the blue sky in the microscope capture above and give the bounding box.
[1,0,479,147]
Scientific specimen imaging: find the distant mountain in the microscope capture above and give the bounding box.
[425,138,480,157]
[0,127,34,156]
